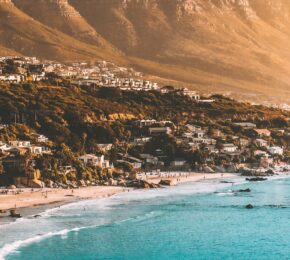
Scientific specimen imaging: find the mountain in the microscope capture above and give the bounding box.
[12,0,117,51]
[0,0,124,62]
[1,0,290,105]
[69,0,290,105]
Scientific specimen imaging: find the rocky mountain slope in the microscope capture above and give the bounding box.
[1,0,290,105]
[0,0,124,62]
[13,0,117,51]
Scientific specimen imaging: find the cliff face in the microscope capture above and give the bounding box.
[0,0,124,62]
[68,0,290,104]
[12,0,116,50]
[1,0,290,104]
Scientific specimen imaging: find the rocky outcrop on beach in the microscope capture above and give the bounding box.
[214,166,226,173]
[226,164,238,173]
[126,180,161,189]
[202,166,215,173]
[159,179,177,186]
[239,167,273,176]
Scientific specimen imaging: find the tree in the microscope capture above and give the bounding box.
[98,87,122,100]
[0,161,3,175]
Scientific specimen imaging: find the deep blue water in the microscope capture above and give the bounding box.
[1,176,290,260]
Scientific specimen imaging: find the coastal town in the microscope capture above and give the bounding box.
[0,56,289,194]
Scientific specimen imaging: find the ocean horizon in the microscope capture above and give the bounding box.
[0,176,289,260]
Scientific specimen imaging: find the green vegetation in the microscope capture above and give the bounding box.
[0,82,289,153]
[0,81,289,186]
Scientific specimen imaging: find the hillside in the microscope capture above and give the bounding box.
[69,0,290,105]
[0,0,124,62]
[12,0,117,52]
[1,0,290,105]
[0,80,289,186]
[0,81,289,152]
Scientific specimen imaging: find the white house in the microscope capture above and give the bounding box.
[30,146,44,155]
[255,139,268,148]
[254,150,268,157]
[255,129,271,137]
[268,147,284,156]
[194,130,206,138]
[0,142,11,153]
[31,133,49,143]
[149,127,172,135]
[178,88,200,100]
[9,140,31,148]
[79,154,110,168]
[96,144,113,152]
[221,143,238,153]
[234,122,257,129]
[171,160,187,167]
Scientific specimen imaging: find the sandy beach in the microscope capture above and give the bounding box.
[146,172,237,185]
[0,173,237,214]
[0,186,126,212]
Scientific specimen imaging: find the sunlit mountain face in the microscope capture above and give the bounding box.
[1,0,290,105]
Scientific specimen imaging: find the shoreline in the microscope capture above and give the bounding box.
[0,186,127,211]
[0,173,236,215]
[144,172,238,185]
[1,172,288,224]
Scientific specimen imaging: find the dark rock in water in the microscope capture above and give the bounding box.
[220,181,234,184]
[238,188,251,193]
[265,169,275,175]
[34,215,41,218]
[9,209,21,218]
[245,204,254,209]
[246,177,267,182]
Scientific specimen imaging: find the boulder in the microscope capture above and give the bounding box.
[45,180,54,188]
[126,180,160,189]
[239,167,252,176]
[238,188,251,193]
[203,166,215,173]
[28,180,45,188]
[159,179,177,186]
[246,177,267,182]
[265,169,275,175]
[214,166,226,173]
[245,204,254,209]
[108,178,118,186]
[220,180,234,184]
[78,180,86,187]
[117,180,126,186]
[16,184,26,188]
[226,164,237,173]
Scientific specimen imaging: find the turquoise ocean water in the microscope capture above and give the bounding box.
[0,176,289,260]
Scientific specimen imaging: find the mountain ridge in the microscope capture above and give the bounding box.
[1,0,290,105]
